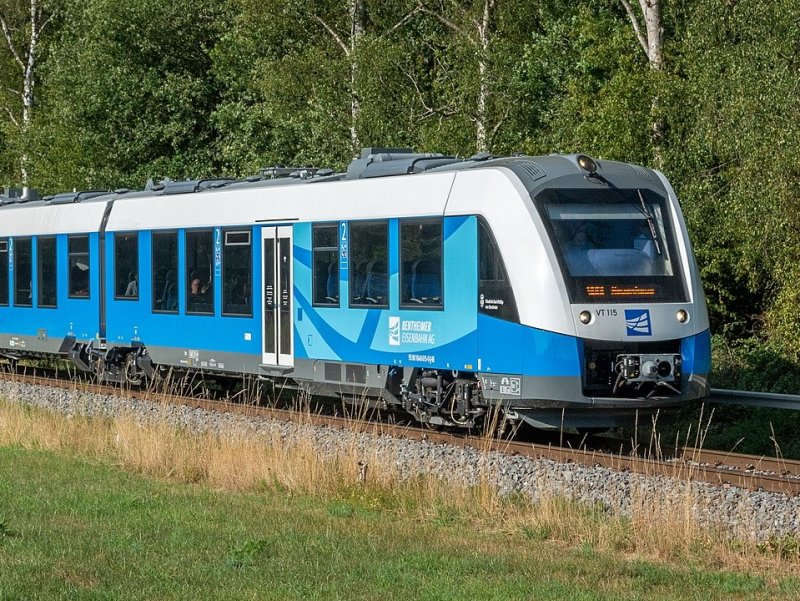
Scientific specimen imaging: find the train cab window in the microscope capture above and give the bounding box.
[152,232,178,313]
[536,188,687,303]
[14,238,32,307]
[400,219,443,308]
[312,224,339,306]
[37,237,57,308]
[114,233,139,300]
[0,240,8,306]
[68,235,90,298]
[349,222,388,308]
[222,230,252,316]
[478,221,519,322]
[186,230,214,315]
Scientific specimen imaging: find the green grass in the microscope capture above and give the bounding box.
[0,447,797,600]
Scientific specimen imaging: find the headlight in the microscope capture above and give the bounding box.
[579,310,592,324]
[577,155,597,172]
[676,309,689,323]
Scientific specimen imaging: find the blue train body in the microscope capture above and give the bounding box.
[0,150,711,429]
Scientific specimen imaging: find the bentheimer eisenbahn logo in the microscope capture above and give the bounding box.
[624,309,652,336]
[388,316,401,346]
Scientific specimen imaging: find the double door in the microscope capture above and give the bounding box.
[262,226,293,367]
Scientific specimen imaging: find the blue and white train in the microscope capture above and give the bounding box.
[0,149,710,429]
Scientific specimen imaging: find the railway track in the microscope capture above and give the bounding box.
[2,369,800,497]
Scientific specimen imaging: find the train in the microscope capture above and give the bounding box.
[0,148,711,431]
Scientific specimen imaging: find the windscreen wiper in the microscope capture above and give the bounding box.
[637,189,662,255]
[584,169,662,255]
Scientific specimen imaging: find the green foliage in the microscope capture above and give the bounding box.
[522,2,655,163]
[688,335,800,457]
[758,535,800,561]
[0,516,16,539]
[225,538,272,569]
[667,0,800,354]
[29,0,227,191]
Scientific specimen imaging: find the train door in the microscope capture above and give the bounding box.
[261,226,293,367]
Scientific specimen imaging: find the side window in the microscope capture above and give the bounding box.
[14,237,32,306]
[349,222,388,307]
[37,237,57,308]
[115,233,138,299]
[478,221,519,322]
[400,219,443,308]
[0,239,8,306]
[68,235,90,298]
[312,224,339,306]
[222,230,252,316]
[152,232,178,313]
[186,230,214,315]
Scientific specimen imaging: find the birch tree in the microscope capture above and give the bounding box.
[620,0,663,70]
[32,0,225,191]
[414,0,498,152]
[0,0,54,190]
[619,0,665,164]
[313,0,418,151]
[213,0,423,170]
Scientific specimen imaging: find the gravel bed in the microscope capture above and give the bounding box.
[2,379,799,542]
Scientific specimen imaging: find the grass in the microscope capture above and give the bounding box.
[0,398,799,599]
[1,447,796,600]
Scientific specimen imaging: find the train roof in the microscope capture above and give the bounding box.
[0,149,667,235]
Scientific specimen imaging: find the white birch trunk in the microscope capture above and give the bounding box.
[620,0,664,165]
[474,0,495,152]
[621,0,663,70]
[0,0,49,190]
[417,0,496,152]
[349,0,365,151]
[642,0,663,71]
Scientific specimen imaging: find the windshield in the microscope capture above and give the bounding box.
[536,188,687,303]
[548,203,672,277]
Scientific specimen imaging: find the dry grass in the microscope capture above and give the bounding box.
[0,397,798,576]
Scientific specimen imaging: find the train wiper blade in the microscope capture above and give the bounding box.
[585,169,663,255]
[638,189,662,255]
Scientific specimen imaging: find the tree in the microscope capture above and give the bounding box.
[0,0,56,190]
[414,0,497,152]
[212,0,423,171]
[313,0,418,151]
[620,0,662,70]
[399,0,544,155]
[618,0,666,165]
[667,0,800,355]
[31,0,226,191]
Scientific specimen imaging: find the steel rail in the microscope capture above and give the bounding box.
[2,371,800,496]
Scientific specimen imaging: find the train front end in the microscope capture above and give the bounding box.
[498,155,711,429]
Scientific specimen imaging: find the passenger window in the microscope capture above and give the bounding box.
[0,239,8,306]
[222,230,252,316]
[478,221,519,322]
[349,222,388,308]
[68,235,90,298]
[400,219,443,308]
[312,224,339,306]
[115,233,138,300]
[152,232,178,313]
[37,237,57,308]
[14,238,32,306]
[186,230,214,315]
